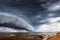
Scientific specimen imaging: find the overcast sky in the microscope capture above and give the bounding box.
[0,0,60,32]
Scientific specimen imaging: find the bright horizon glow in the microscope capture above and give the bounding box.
[35,17,60,32]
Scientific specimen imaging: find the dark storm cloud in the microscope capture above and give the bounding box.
[0,0,60,32]
[0,23,31,31]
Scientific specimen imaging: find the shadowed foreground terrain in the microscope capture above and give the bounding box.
[0,33,43,40]
[0,32,60,40]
